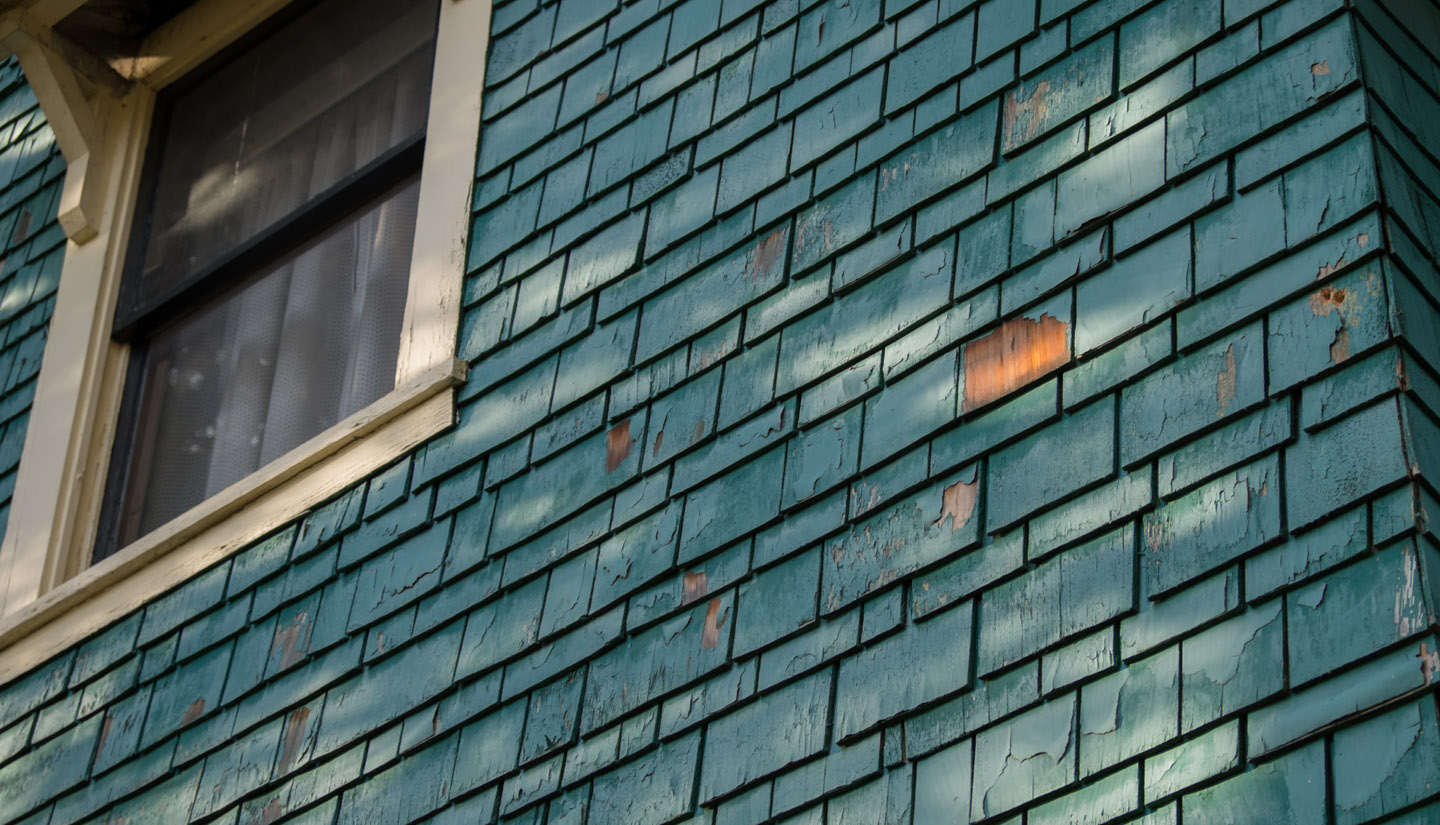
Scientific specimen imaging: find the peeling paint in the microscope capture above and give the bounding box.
[273,610,312,670]
[682,571,708,604]
[277,706,311,775]
[1396,543,1421,637]
[934,478,978,531]
[962,313,1070,411]
[182,697,207,725]
[1004,80,1053,149]
[747,228,786,282]
[606,419,633,473]
[1330,327,1351,363]
[1419,642,1439,685]
[1297,582,1326,609]
[1215,343,1237,417]
[1311,61,1330,75]
[701,597,729,650]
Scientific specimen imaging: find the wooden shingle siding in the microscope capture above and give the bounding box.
[2,1,1440,823]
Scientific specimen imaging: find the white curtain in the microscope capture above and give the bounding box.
[119,0,434,540]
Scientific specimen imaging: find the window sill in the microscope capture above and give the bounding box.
[0,356,464,677]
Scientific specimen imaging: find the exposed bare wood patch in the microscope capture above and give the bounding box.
[1215,343,1237,417]
[277,706,311,775]
[181,697,206,725]
[1311,60,1330,75]
[682,571,708,604]
[1003,80,1052,150]
[934,479,978,532]
[272,609,312,670]
[962,314,1070,411]
[701,597,728,650]
[605,419,632,473]
[747,228,786,281]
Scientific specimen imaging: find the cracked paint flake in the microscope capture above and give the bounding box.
[1335,702,1425,815]
[962,313,1070,411]
[1297,581,1326,609]
[606,419,633,473]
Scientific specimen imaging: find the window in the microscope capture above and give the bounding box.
[99,0,436,557]
[0,0,486,665]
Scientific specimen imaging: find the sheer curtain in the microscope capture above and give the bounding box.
[115,0,435,542]
[133,177,419,537]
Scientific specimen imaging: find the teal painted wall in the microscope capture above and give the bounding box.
[0,59,65,554]
[1,1,1440,824]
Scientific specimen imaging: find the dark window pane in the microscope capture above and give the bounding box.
[118,175,419,542]
[133,0,434,314]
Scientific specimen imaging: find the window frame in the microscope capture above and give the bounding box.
[0,0,487,676]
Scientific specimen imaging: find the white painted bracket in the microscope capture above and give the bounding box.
[0,12,119,243]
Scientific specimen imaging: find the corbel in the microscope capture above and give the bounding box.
[0,9,128,243]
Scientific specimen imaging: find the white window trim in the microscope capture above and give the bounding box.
[0,0,488,681]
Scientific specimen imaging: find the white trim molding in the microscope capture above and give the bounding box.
[0,0,488,674]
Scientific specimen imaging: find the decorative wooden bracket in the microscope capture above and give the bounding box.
[0,7,129,244]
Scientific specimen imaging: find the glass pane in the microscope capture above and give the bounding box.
[118,176,420,542]
[134,0,435,311]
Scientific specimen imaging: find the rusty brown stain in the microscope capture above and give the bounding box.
[1308,286,1348,316]
[962,314,1071,411]
[691,418,706,445]
[934,479,978,531]
[1311,61,1330,75]
[277,706,311,775]
[652,427,665,458]
[182,698,207,725]
[1003,80,1052,150]
[700,597,728,650]
[605,419,632,473]
[682,571,708,604]
[748,228,786,281]
[1215,343,1237,417]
